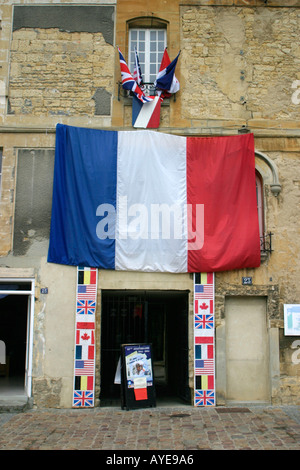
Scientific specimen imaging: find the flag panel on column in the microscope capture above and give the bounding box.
[73,267,97,408]
[194,273,215,407]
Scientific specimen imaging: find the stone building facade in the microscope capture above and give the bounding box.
[0,0,300,408]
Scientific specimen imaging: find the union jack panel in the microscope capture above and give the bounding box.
[73,390,94,408]
[77,299,96,315]
[195,390,215,407]
[195,314,214,329]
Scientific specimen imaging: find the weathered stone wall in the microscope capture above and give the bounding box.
[9,28,114,117]
[180,6,300,124]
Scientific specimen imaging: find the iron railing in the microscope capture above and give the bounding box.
[118,82,175,101]
[260,232,273,254]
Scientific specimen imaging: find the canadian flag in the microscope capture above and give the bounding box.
[76,329,94,360]
[195,299,213,314]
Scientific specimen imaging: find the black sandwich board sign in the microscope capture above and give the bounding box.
[120,343,156,410]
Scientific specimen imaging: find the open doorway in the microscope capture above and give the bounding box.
[0,295,27,395]
[0,280,34,399]
[100,290,190,406]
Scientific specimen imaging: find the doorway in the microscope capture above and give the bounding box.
[0,280,34,398]
[100,290,190,405]
[225,296,270,403]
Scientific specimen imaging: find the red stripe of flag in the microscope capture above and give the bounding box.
[88,345,94,360]
[90,269,97,284]
[207,345,214,358]
[77,322,95,329]
[187,134,260,272]
[195,337,214,344]
[87,376,94,390]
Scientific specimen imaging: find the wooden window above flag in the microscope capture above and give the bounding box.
[129,29,167,85]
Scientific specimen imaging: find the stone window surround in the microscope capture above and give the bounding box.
[126,16,169,85]
[255,150,281,197]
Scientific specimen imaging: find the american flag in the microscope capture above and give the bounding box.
[195,359,214,375]
[195,314,214,330]
[194,284,214,300]
[74,360,94,376]
[77,299,95,315]
[118,48,152,103]
[73,390,94,407]
[77,285,97,300]
[195,390,215,407]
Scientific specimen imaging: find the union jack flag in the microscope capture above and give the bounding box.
[77,299,95,315]
[195,390,215,407]
[73,390,94,407]
[195,314,214,329]
[118,48,152,104]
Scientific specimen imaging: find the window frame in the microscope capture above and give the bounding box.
[128,27,167,84]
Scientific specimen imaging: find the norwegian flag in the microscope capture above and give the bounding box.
[118,48,152,104]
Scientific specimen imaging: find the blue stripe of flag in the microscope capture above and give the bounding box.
[48,124,117,269]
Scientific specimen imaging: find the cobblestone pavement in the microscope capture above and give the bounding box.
[0,405,300,452]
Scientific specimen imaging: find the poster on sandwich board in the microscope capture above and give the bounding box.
[121,343,156,410]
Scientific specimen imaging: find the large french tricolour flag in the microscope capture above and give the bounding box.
[48,124,260,273]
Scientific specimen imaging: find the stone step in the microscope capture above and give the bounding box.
[0,396,33,413]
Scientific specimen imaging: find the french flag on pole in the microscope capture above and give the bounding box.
[155,49,180,97]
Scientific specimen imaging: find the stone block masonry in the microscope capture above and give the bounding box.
[180,6,300,123]
[8,28,114,117]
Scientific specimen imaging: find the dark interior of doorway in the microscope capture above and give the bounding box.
[100,290,190,406]
[0,294,28,395]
